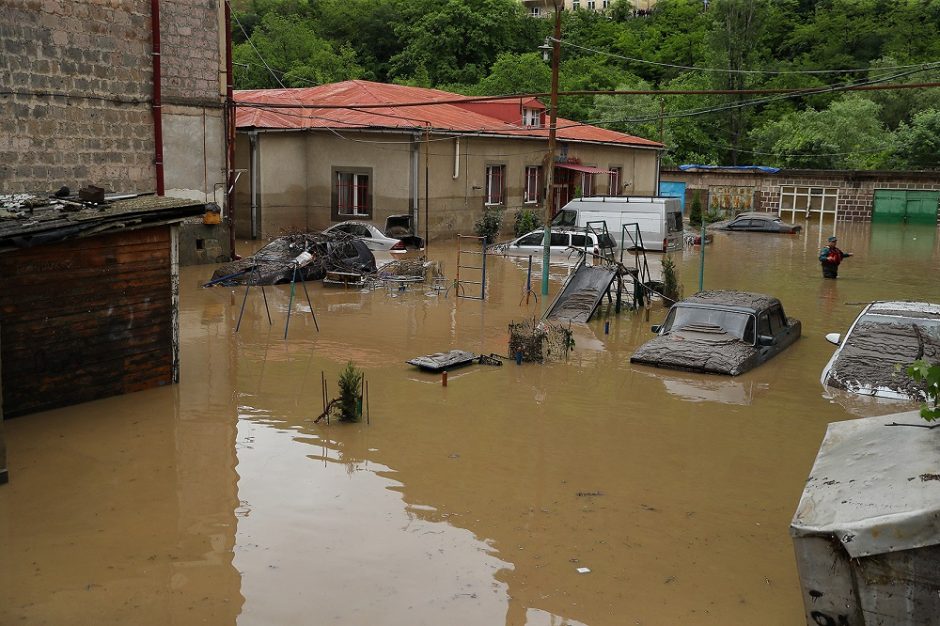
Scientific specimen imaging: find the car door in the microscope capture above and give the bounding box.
[768,305,798,352]
[727,218,749,231]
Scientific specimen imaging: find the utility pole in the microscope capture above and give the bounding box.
[541,0,562,297]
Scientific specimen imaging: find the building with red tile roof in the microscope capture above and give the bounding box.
[234,80,664,240]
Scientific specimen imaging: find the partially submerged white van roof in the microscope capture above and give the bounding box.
[563,196,681,212]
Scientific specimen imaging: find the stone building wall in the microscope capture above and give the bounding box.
[0,0,225,196]
[662,168,940,222]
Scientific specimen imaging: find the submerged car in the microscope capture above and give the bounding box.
[821,301,940,400]
[630,290,801,376]
[491,227,617,258]
[710,212,802,234]
[323,215,424,253]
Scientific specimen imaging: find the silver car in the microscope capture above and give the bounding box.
[492,228,617,258]
[821,301,940,400]
[323,221,407,253]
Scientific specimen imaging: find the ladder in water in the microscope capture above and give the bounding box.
[455,234,487,300]
[619,222,653,309]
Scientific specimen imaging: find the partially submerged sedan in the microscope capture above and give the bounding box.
[710,212,802,234]
[630,290,801,376]
[821,301,940,400]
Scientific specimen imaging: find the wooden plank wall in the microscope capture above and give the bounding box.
[0,226,174,417]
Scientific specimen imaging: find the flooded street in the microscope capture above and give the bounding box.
[2,222,938,625]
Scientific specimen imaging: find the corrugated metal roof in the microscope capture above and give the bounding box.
[235,80,663,149]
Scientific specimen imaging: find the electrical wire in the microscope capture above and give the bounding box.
[555,37,940,76]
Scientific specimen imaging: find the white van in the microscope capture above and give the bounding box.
[551,196,683,252]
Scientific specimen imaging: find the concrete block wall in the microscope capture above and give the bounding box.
[0,0,224,196]
[663,169,940,223]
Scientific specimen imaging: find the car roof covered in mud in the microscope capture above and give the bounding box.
[675,290,780,315]
[822,301,940,401]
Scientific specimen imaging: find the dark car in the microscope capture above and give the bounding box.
[821,301,940,401]
[710,212,802,234]
[630,290,801,376]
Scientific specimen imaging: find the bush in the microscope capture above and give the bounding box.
[661,254,680,303]
[513,207,541,237]
[906,360,940,422]
[689,191,703,226]
[337,362,363,422]
[474,207,503,243]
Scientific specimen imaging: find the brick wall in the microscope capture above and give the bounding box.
[662,169,940,222]
[0,0,223,194]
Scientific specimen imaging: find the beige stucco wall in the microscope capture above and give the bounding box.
[238,129,660,241]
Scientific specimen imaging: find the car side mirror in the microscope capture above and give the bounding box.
[757,334,775,347]
[651,325,661,333]
[825,332,841,346]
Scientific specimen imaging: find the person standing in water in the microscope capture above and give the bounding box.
[819,236,851,279]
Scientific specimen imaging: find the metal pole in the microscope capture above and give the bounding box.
[284,265,297,339]
[541,1,561,297]
[425,125,430,257]
[698,221,705,292]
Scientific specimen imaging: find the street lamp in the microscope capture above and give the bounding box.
[540,0,562,296]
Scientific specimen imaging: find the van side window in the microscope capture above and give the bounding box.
[550,232,569,247]
[517,232,543,246]
[552,210,577,227]
[570,234,587,248]
[669,212,682,233]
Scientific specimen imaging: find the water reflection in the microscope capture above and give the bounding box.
[1,222,937,626]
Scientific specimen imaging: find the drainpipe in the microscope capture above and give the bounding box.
[151,0,164,195]
[411,132,420,240]
[224,0,236,258]
[453,137,460,179]
[249,131,259,239]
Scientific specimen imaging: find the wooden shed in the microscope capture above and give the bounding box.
[0,194,205,418]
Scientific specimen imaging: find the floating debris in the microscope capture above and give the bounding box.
[508,318,575,363]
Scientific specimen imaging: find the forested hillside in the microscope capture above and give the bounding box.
[231,0,940,169]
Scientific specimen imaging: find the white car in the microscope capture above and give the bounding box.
[821,301,940,400]
[492,227,617,258]
[323,221,407,253]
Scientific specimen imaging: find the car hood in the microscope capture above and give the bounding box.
[630,329,760,376]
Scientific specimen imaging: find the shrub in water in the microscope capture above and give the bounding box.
[474,207,503,244]
[338,362,363,422]
[689,191,703,226]
[513,207,541,237]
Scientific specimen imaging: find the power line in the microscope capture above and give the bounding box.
[555,37,940,76]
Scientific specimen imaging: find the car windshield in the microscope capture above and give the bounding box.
[661,306,755,343]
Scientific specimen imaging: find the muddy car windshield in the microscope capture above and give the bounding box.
[661,306,756,343]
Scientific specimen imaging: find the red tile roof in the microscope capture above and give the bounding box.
[235,80,663,149]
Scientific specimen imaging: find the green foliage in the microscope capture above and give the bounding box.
[513,207,541,237]
[688,190,703,226]
[474,207,503,243]
[893,108,940,170]
[229,0,940,170]
[749,96,891,169]
[337,362,363,422]
[661,254,679,303]
[906,360,940,422]
[232,13,362,88]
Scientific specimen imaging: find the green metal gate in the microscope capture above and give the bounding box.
[872,190,939,225]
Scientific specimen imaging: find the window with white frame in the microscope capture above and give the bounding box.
[485,165,505,205]
[579,172,595,197]
[779,185,839,224]
[524,166,542,204]
[332,167,371,219]
[607,167,622,196]
[587,0,596,10]
[523,108,541,128]
[602,0,610,7]
[572,0,580,9]
[529,6,541,17]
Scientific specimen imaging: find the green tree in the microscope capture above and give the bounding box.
[893,108,940,170]
[232,13,363,88]
[749,96,891,169]
[467,53,551,96]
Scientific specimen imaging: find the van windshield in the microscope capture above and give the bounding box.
[552,210,577,227]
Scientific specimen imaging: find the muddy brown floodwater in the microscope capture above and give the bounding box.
[2,222,939,625]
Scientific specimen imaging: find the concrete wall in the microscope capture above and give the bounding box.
[661,168,940,222]
[0,0,226,204]
[240,129,661,241]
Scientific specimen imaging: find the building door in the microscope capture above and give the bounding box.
[873,190,939,225]
[659,181,686,213]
